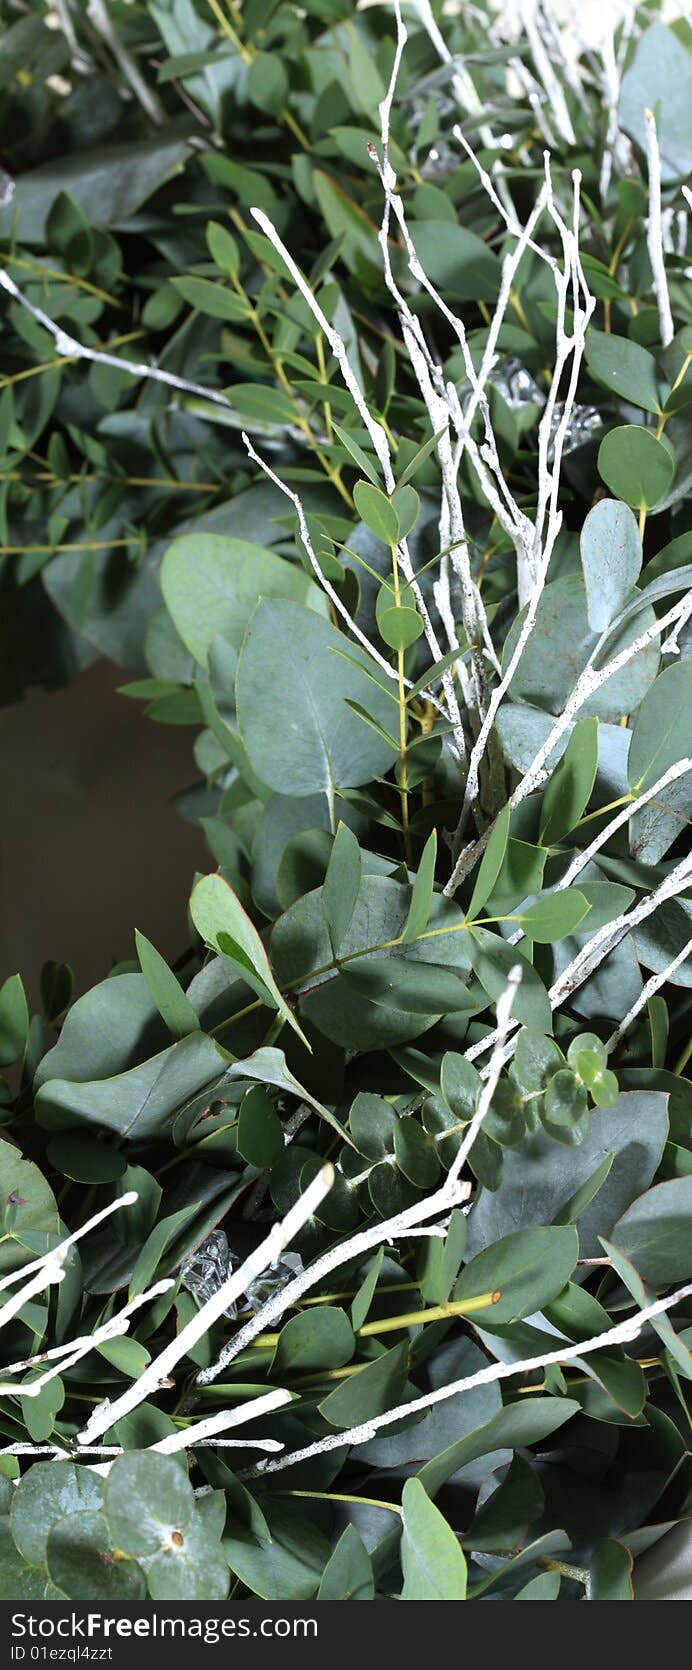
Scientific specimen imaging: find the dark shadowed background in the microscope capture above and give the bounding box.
[0,661,204,1009]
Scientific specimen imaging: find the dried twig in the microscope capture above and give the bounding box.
[243,1278,692,1480]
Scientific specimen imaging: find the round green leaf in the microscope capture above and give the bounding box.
[0,973,29,1066]
[543,1070,590,1139]
[104,1452,195,1559]
[503,576,659,722]
[0,1138,61,1277]
[390,484,420,539]
[580,498,642,632]
[237,600,397,798]
[349,1091,397,1159]
[161,534,324,666]
[585,329,662,415]
[11,1463,103,1567]
[319,1339,409,1428]
[379,605,425,650]
[597,426,675,510]
[0,1523,50,1600]
[46,1511,146,1600]
[394,1116,440,1188]
[401,1478,467,1600]
[318,1525,374,1600]
[518,889,590,943]
[272,1306,355,1373]
[223,1501,330,1601]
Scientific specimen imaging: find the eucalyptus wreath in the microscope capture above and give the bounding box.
[0,0,691,1605]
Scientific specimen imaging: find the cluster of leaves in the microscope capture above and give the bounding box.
[0,0,691,1605]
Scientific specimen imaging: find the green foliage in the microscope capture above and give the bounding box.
[0,0,690,1608]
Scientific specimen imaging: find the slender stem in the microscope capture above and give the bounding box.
[390,540,411,862]
[276,1489,401,1516]
[249,1290,501,1349]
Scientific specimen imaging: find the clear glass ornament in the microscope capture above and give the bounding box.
[548,400,602,458]
[491,355,545,411]
[181,1228,238,1319]
[245,1251,305,1313]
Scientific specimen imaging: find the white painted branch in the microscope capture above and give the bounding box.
[559,759,692,890]
[0,1282,174,1397]
[549,851,692,1012]
[599,22,622,202]
[250,210,391,485]
[497,759,692,950]
[467,848,692,1071]
[248,208,462,735]
[77,1164,334,1442]
[662,589,692,657]
[519,0,576,147]
[0,1439,283,1460]
[0,271,232,410]
[197,1180,468,1385]
[645,108,674,347]
[244,1279,692,1480]
[412,0,518,222]
[0,1192,139,1295]
[450,586,692,898]
[241,429,446,724]
[242,433,399,683]
[0,1258,64,1335]
[198,967,521,1386]
[151,1390,292,1453]
[447,965,522,1185]
[605,932,692,1053]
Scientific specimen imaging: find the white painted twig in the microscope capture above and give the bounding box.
[249,202,467,766]
[446,588,692,895]
[0,1281,174,1397]
[77,1164,334,1442]
[242,432,398,681]
[559,759,692,890]
[496,758,692,954]
[0,1191,138,1295]
[38,1396,291,1474]
[605,932,692,1053]
[549,851,692,1011]
[250,212,390,482]
[411,0,517,222]
[151,1391,292,1454]
[644,109,674,348]
[0,1439,283,1459]
[0,271,232,410]
[0,1258,65,1335]
[447,965,522,1185]
[197,1182,468,1385]
[198,969,520,1386]
[53,0,92,74]
[519,0,577,147]
[467,848,692,1071]
[244,1279,692,1480]
[662,589,692,657]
